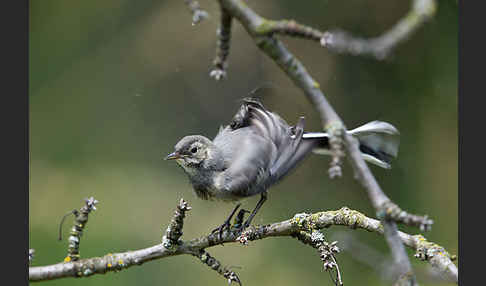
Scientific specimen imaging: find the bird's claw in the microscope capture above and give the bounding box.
[211,208,251,243]
[211,220,232,242]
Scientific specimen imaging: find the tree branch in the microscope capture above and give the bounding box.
[191,249,242,285]
[321,0,437,59]
[207,0,437,61]
[292,229,343,286]
[330,231,455,283]
[29,202,456,283]
[162,198,192,251]
[255,19,324,42]
[213,0,437,284]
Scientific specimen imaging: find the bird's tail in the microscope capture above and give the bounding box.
[303,121,400,169]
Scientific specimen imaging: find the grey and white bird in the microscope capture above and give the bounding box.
[165,98,399,233]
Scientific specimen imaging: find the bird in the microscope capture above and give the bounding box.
[165,98,399,235]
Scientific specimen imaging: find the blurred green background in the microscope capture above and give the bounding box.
[29,0,457,285]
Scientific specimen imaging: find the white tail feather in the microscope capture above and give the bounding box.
[306,121,400,169]
[348,120,399,136]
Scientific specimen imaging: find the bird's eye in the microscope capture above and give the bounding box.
[190,147,198,154]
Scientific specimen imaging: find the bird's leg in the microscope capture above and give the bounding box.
[211,203,241,240]
[233,208,250,229]
[241,191,268,229]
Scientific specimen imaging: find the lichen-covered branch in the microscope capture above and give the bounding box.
[292,230,343,286]
[210,5,233,81]
[330,231,454,283]
[29,206,457,283]
[62,197,99,262]
[321,0,437,59]
[238,207,457,283]
[191,249,241,285]
[162,198,192,252]
[378,201,433,231]
[255,19,324,42]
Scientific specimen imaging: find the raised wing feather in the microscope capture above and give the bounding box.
[212,99,316,197]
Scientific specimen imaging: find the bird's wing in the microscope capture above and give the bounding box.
[213,98,317,196]
[213,128,276,198]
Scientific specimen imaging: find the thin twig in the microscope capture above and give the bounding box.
[58,210,77,241]
[255,19,324,41]
[292,230,343,286]
[321,0,437,59]
[378,201,433,231]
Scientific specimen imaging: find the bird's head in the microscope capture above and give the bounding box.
[165,135,213,169]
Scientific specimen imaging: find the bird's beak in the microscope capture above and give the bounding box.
[164,151,181,160]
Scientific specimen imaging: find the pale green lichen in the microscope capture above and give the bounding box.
[257,39,282,62]
[255,19,276,35]
[291,208,373,232]
[324,121,344,136]
[200,252,208,263]
[309,207,380,233]
[162,235,179,252]
[413,234,452,261]
[291,212,311,229]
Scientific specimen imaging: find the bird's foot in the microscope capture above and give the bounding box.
[210,220,232,242]
[211,203,242,242]
[210,208,251,243]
